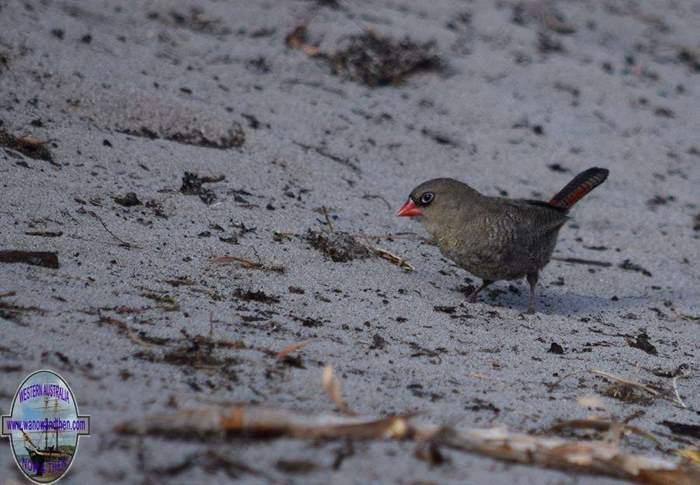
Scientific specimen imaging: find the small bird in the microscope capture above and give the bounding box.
[397,167,609,313]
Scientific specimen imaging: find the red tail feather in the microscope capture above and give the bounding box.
[548,167,609,210]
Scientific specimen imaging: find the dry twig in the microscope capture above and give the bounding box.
[372,246,414,271]
[323,365,355,415]
[211,255,285,273]
[591,369,659,397]
[276,339,314,361]
[115,405,700,485]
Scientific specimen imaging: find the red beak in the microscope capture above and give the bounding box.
[396,199,422,217]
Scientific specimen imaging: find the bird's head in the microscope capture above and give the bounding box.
[397,177,478,220]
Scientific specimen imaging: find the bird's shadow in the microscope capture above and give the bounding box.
[467,285,655,316]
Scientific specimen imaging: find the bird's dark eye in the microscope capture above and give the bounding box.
[419,192,435,206]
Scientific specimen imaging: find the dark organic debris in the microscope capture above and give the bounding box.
[290,314,324,328]
[275,459,318,474]
[626,332,657,356]
[97,314,168,347]
[551,256,611,267]
[0,250,59,269]
[328,32,444,86]
[603,382,654,405]
[0,300,46,325]
[286,27,443,87]
[420,128,459,147]
[415,442,448,467]
[180,172,225,205]
[465,398,500,414]
[537,32,565,54]
[678,47,700,72]
[433,306,456,314]
[547,163,569,173]
[114,192,142,207]
[305,230,371,263]
[369,333,388,350]
[140,291,180,312]
[660,421,700,440]
[651,363,689,378]
[119,123,244,149]
[618,259,652,277]
[548,342,565,355]
[647,194,676,208]
[137,329,242,380]
[24,231,63,238]
[232,288,280,305]
[168,7,231,36]
[693,213,700,231]
[80,209,137,248]
[147,450,263,480]
[0,129,54,163]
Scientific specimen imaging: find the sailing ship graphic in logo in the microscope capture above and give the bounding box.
[2,370,90,484]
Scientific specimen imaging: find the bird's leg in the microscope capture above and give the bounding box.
[526,272,539,314]
[468,279,493,303]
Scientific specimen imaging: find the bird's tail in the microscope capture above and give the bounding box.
[548,167,609,210]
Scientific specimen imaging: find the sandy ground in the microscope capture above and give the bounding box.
[0,0,698,483]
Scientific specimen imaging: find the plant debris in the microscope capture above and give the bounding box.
[285,25,320,56]
[618,259,652,277]
[548,342,565,355]
[661,421,700,440]
[24,230,63,237]
[136,329,242,380]
[0,129,54,163]
[328,32,443,87]
[119,123,244,149]
[140,291,180,312]
[626,332,658,356]
[232,288,280,305]
[0,250,59,269]
[114,192,142,207]
[323,365,355,415]
[305,230,371,262]
[211,255,285,273]
[372,246,414,271]
[276,339,314,362]
[286,26,443,87]
[434,305,456,314]
[115,403,700,484]
[146,449,265,480]
[551,256,612,267]
[97,314,162,347]
[180,172,225,205]
[0,300,46,325]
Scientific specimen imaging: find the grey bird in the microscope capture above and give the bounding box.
[397,167,609,313]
